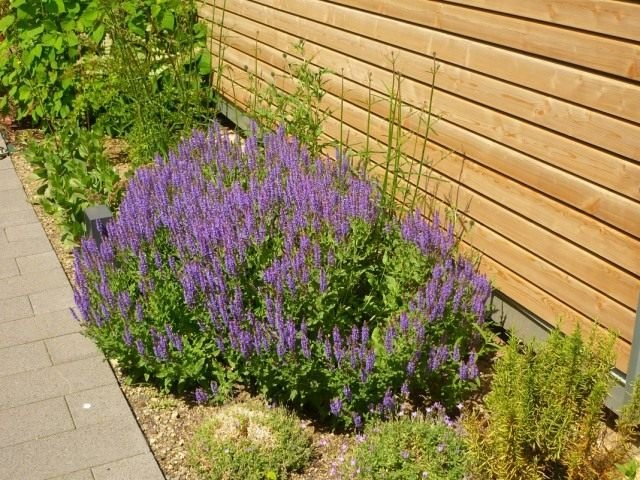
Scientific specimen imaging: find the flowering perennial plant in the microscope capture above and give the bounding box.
[73,123,491,424]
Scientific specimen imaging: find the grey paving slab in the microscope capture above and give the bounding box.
[49,470,95,480]
[0,208,38,228]
[30,284,76,314]
[0,157,11,170]
[0,295,33,323]
[0,419,149,480]
[0,268,68,300]
[0,315,47,348]
[0,396,74,448]
[92,454,164,480]
[34,308,83,337]
[66,384,134,429]
[0,235,53,259]
[5,221,47,242]
[0,356,115,409]
[0,309,81,348]
[0,256,19,279]
[0,341,52,377]
[0,167,22,191]
[0,187,31,213]
[16,250,61,274]
[46,333,99,365]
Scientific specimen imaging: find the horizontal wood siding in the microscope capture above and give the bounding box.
[199,0,640,372]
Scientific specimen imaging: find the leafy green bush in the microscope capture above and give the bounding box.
[26,125,119,245]
[464,327,638,480]
[0,0,104,126]
[98,0,216,165]
[249,40,330,158]
[189,399,312,480]
[340,409,468,479]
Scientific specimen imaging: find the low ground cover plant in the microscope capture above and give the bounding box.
[339,407,468,479]
[73,123,491,426]
[189,399,312,480]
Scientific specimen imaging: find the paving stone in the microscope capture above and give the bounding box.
[0,397,74,448]
[0,208,38,229]
[0,309,82,348]
[0,356,115,409]
[0,316,46,348]
[0,341,52,377]
[48,470,95,480]
[46,333,99,365]
[66,384,133,429]
[34,308,82,337]
[92,453,164,480]
[16,251,61,274]
[0,257,19,279]
[30,284,76,314]
[0,419,149,480]
[5,221,47,242]
[0,268,68,300]
[0,235,53,259]
[0,157,11,170]
[0,295,33,323]
[0,167,21,191]
[0,188,30,213]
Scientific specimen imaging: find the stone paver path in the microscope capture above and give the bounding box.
[0,142,165,479]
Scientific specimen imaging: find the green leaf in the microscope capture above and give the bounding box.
[90,24,105,45]
[0,14,15,34]
[160,12,175,31]
[198,53,211,75]
[54,0,66,13]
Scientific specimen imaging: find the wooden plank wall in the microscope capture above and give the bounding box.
[198,0,640,372]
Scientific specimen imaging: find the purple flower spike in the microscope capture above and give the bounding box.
[330,397,343,416]
[194,388,209,404]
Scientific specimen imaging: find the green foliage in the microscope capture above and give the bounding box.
[463,326,632,480]
[341,411,468,479]
[0,0,104,126]
[98,0,217,165]
[248,40,331,158]
[188,400,313,480]
[25,124,119,245]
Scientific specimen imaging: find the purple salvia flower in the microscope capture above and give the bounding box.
[330,397,343,416]
[122,326,133,346]
[135,339,145,356]
[194,388,208,404]
[343,385,352,401]
[382,389,395,413]
[384,326,395,353]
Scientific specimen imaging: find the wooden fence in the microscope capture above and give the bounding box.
[198,0,640,372]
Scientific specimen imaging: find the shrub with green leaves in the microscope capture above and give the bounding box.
[0,0,105,125]
[189,399,312,480]
[98,0,216,165]
[26,124,119,245]
[464,326,638,480]
[340,408,468,479]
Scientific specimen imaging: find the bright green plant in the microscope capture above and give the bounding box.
[464,326,640,480]
[248,40,331,158]
[26,124,119,245]
[341,409,468,479]
[189,399,313,480]
[98,0,216,165]
[0,0,105,126]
